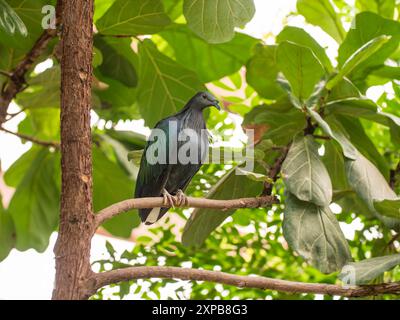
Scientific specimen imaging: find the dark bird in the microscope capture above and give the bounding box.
[135,91,221,225]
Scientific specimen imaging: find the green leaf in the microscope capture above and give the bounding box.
[243,100,306,145]
[0,0,27,36]
[94,36,138,88]
[8,148,60,252]
[322,140,348,191]
[276,41,325,102]
[297,0,346,43]
[94,77,139,122]
[276,26,333,72]
[327,78,360,102]
[93,147,140,237]
[283,193,351,274]
[339,254,400,285]
[326,35,390,90]
[0,0,54,51]
[94,0,115,22]
[164,0,184,20]
[160,25,258,83]
[308,109,358,160]
[16,67,61,109]
[373,199,400,219]
[335,115,390,179]
[345,151,400,231]
[18,108,60,141]
[281,135,332,206]
[246,44,284,99]
[137,40,203,127]
[182,166,262,247]
[183,0,255,44]
[4,147,42,188]
[338,12,400,73]
[356,0,396,19]
[96,0,171,36]
[0,195,15,262]
[325,99,400,145]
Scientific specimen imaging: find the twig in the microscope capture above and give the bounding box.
[95,195,278,228]
[313,134,331,140]
[262,146,289,196]
[91,266,400,298]
[0,126,60,148]
[0,3,61,126]
[390,161,400,190]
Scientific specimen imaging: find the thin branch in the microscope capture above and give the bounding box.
[0,3,61,125]
[262,146,289,196]
[92,266,400,298]
[313,134,331,140]
[95,195,278,228]
[0,126,60,148]
[390,161,400,190]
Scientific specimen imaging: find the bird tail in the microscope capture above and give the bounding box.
[139,207,170,225]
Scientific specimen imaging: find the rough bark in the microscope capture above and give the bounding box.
[52,0,95,300]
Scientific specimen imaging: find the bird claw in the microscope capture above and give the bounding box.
[175,189,188,207]
[162,189,175,208]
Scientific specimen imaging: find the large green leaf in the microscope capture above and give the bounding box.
[16,67,61,109]
[296,0,345,43]
[137,40,203,127]
[325,99,400,145]
[8,148,60,252]
[96,0,171,36]
[356,0,396,19]
[373,199,400,219]
[283,193,351,274]
[338,12,400,74]
[0,0,27,36]
[94,76,139,122]
[182,167,262,247]
[308,109,357,160]
[0,0,54,51]
[243,100,306,145]
[339,254,400,285]
[276,41,325,102]
[183,0,255,44]
[160,25,258,83]
[345,151,400,231]
[0,195,15,262]
[4,148,42,188]
[94,36,138,88]
[276,26,333,72]
[18,108,60,141]
[327,35,390,90]
[246,45,284,99]
[93,147,140,237]
[335,115,390,179]
[281,135,332,206]
[327,78,360,102]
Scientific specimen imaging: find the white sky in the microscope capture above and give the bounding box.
[0,0,389,299]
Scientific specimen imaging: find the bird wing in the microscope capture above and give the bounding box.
[135,117,173,199]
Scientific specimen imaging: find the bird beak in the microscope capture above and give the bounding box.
[213,100,221,110]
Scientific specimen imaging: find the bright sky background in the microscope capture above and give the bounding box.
[0,0,391,300]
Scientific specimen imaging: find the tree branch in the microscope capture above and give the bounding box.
[91,266,400,298]
[262,146,289,196]
[95,195,278,228]
[0,2,62,126]
[0,126,60,148]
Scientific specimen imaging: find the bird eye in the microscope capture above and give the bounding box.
[202,94,207,99]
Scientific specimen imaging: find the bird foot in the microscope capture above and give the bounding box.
[175,189,188,207]
[162,188,175,208]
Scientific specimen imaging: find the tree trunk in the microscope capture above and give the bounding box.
[52,0,95,300]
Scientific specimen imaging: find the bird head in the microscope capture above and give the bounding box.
[190,91,221,111]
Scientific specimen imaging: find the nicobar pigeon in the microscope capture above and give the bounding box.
[135,92,221,225]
